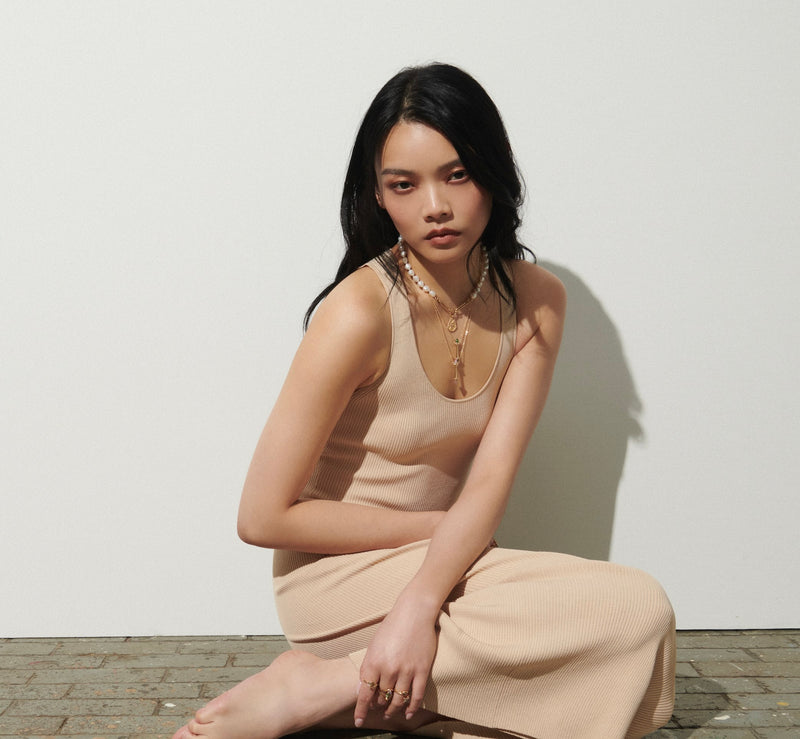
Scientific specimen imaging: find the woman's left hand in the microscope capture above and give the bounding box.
[354,596,438,726]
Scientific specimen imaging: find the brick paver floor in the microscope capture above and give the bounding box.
[1,631,798,737]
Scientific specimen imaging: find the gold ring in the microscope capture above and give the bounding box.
[361,680,378,691]
[381,687,394,702]
[396,689,411,704]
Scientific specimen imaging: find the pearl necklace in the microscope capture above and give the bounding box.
[397,236,489,332]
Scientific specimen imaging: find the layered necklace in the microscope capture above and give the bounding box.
[397,236,489,385]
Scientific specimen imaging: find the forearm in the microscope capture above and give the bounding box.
[239,497,443,554]
[393,489,501,620]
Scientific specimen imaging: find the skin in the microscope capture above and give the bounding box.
[172,121,566,739]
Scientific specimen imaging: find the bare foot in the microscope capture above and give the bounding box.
[171,650,357,739]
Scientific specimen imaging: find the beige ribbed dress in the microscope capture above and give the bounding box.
[273,256,675,739]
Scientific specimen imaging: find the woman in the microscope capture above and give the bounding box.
[173,63,675,739]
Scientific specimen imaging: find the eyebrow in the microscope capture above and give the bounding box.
[380,158,463,176]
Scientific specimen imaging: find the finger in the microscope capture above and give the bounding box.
[406,670,429,720]
[383,683,412,718]
[376,681,396,708]
[354,678,378,728]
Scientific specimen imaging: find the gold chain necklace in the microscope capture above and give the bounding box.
[432,299,473,384]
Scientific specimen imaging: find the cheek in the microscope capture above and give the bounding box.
[469,189,493,227]
[383,198,413,228]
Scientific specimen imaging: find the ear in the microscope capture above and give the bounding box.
[375,189,384,209]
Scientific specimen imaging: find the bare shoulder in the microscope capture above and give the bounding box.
[507,260,567,351]
[311,264,389,332]
[304,264,392,385]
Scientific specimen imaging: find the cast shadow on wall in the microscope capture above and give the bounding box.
[495,262,643,561]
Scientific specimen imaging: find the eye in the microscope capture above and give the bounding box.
[449,169,469,182]
[389,180,413,192]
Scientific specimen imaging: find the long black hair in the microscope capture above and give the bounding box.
[304,63,533,328]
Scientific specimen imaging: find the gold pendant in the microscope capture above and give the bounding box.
[447,316,457,332]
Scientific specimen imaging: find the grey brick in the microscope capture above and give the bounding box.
[29,668,165,685]
[164,666,260,683]
[199,681,242,698]
[0,715,65,735]
[60,714,185,734]
[646,730,758,738]
[101,653,228,669]
[7,698,158,716]
[749,648,800,662]
[178,639,281,654]
[758,678,800,693]
[2,637,126,644]
[696,662,800,678]
[673,692,732,710]
[0,670,34,685]
[0,643,56,656]
[678,633,798,649]
[55,640,179,656]
[677,648,759,663]
[230,653,272,667]
[155,696,207,715]
[678,676,765,694]
[123,635,195,642]
[731,694,800,710]
[675,662,700,678]
[676,710,800,728]
[1,655,103,670]
[66,682,201,699]
[0,684,69,700]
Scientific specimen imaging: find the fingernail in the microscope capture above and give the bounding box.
[354,718,363,728]
[406,711,414,720]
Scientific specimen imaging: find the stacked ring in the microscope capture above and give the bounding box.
[381,687,394,702]
[396,689,411,705]
[361,680,378,691]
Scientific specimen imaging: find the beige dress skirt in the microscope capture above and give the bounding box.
[273,541,675,739]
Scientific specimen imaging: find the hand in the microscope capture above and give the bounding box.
[354,597,438,727]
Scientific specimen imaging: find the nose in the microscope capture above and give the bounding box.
[422,184,452,222]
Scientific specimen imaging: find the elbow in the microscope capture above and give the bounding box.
[237,511,282,549]
[237,518,261,546]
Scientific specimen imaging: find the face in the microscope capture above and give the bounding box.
[375,121,492,265]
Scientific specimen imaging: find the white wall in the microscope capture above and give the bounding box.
[1,1,798,637]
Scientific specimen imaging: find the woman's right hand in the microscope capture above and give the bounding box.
[354,592,439,727]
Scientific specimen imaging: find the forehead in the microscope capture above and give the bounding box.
[378,121,459,170]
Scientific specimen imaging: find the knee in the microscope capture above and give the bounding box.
[617,567,675,646]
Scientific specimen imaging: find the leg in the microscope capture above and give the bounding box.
[171,649,438,739]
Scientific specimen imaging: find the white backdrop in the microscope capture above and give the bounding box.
[2,1,798,637]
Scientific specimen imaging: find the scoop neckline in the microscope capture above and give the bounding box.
[406,290,507,404]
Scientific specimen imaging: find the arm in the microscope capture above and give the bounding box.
[237,267,443,554]
[397,265,566,609]
[355,263,567,723]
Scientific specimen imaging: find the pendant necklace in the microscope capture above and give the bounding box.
[432,299,472,384]
[397,236,488,384]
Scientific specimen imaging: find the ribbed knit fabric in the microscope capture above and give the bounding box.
[272,255,675,739]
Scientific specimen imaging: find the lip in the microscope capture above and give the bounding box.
[425,228,459,240]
